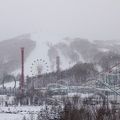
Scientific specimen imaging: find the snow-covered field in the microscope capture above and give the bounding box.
[0,105,50,120]
[0,113,26,120]
[0,105,60,120]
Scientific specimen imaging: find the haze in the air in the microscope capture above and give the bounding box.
[0,0,120,41]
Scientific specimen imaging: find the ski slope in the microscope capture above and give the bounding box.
[23,32,81,76]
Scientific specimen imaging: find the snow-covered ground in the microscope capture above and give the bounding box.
[0,113,25,120]
[0,105,53,120]
[0,81,19,88]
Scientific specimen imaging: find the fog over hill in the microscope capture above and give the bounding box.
[0,34,36,77]
[23,33,120,76]
[1,33,120,77]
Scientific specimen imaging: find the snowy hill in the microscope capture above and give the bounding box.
[1,32,120,78]
[0,34,36,78]
[12,32,120,77]
[24,33,78,76]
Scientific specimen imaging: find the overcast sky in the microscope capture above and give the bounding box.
[0,0,120,41]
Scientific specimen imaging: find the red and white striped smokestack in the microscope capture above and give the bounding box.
[20,47,24,90]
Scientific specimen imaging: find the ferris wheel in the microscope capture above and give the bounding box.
[30,59,49,76]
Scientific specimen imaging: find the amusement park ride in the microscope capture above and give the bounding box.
[1,48,120,106]
[83,62,120,104]
[30,59,49,76]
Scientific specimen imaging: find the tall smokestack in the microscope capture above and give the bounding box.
[20,47,24,90]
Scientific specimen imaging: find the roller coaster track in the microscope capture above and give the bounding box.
[84,62,120,96]
[97,79,120,95]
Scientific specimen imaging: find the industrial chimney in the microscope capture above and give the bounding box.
[20,47,24,91]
